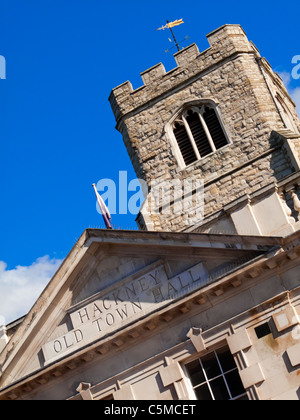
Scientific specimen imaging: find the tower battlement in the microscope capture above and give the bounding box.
[109,24,300,233]
[109,25,259,124]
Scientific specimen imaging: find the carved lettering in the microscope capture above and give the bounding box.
[93,318,102,332]
[106,313,115,326]
[125,283,137,299]
[63,335,74,349]
[113,290,124,306]
[74,329,84,344]
[44,262,209,364]
[177,275,190,290]
[54,340,63,354]
[138,277,149,292]
[131,299,142,313]
[93,303,102,318]
[148,270,161,285]
[188,269,201,283]
[103,297,112,310]
[116,305,129,320]
[152,286,164,303]
[167,281,178,298]
[78,308,90,324]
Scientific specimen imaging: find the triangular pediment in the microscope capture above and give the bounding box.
[0,229,281,392]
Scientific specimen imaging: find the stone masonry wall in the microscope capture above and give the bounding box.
[109,24,300,232]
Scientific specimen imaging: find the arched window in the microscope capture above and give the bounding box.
[172,105,228,167]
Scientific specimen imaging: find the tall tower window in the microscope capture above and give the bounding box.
[172,105,228,167]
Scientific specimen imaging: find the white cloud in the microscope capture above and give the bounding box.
[278,71,292,88]
[0,256,63,326]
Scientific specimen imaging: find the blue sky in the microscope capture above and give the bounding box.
[0,0,299,323]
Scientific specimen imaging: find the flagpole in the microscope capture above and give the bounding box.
[166,20,180,52]
[92,184,113,230]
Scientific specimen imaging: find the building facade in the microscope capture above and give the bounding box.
[1,24,300,400]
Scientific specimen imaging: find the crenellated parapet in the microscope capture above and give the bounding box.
[109,24,259,125]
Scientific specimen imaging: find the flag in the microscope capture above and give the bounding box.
[156,19,184,31]
[92,184,113,230]
[168,19,184,29]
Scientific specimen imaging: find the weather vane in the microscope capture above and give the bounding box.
[156,19,189,53]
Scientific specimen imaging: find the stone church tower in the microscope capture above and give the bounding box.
[1,24,300,401]
[109,24,300,235]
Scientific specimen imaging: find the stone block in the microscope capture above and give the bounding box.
[252,193,292,236]
[272,306,299,333]
[76,382,93,400]
[287,342,300,367]
[174,44,200,67]
[187,327,206,353]
[272,388,300,401]
[159,362,184,387]
[113,385,135,400]
[230,203,262,235]
[258,373,292,400]
[206,24,248,47]
[239,363,265,389]
[109,80,133,100]
[227,329,252,355]
[141,63,166,85]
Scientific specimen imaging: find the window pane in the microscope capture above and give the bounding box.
[210,377,230,400]
[185,347,247,401]
[174,123,197,166]
[203,107,227,150]
[195,384,213,401]
[225,370,247,399]
[255,323,271,339]
[201,352,221,379]
[186,111,212,157]
[102,394,114,400]
[235,394,249,401]
[186,359,206,386]
[217,348,236,373]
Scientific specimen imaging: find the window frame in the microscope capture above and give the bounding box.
[167,101,230,170]
[183,346,248,401]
